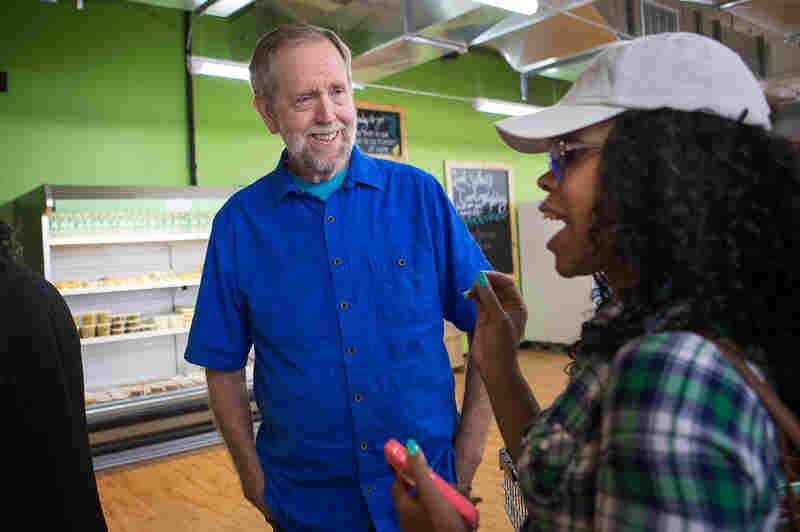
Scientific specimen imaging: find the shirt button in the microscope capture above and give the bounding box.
[360,441,368,451]
[347,346,356,355]
[354,393,363,402]
[340,301,350,310]
[327,215,335,223]
[333,257,342,265]
[397,258,407,266]
[365,485,373,494]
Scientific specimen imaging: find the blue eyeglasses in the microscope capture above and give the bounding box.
[549,140,603,183]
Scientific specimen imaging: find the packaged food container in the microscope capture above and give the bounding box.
[96,323,111,337]
[79,325,96,338]
[96,310,111,324]
[81,312,96,325]
[168,314,183,329]
[154,315,169,330]
[125,312,141,322]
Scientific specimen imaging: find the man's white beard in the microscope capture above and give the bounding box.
[286,126,355,179]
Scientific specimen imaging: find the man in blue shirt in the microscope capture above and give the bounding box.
[184,23,492,532]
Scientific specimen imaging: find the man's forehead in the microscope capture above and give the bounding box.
[274,45,348,88]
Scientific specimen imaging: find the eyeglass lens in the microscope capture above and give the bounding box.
[549,148,565,182]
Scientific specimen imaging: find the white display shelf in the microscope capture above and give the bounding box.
[81,327,190,346]
[50,231,210,246]
[60,278,201,296]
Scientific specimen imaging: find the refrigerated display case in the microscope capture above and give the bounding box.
[11,185,256,470]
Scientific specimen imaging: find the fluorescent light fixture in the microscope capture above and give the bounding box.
[474,0,538,16]
[473,97,543,116]
[197,0,254,17]
[717,0,753,10]
[189,56,250,81]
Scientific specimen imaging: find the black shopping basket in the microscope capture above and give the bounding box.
[499,448,528,531]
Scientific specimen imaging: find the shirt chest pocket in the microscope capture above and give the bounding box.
[518,423,601,511]
[370,254,439,324]
[518,424,578,509]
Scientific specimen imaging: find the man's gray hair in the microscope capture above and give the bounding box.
[249,23,352,101]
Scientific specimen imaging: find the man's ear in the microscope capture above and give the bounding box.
[253,96,279,134]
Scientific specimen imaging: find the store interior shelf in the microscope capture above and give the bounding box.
[49,232,210,246]
[81,327,190,346]
[60,278,201,296]
[85,377,254,425]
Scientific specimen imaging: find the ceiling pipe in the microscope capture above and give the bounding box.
[399,0,468,55]
[184,10,199,186]
[403,34,467,54]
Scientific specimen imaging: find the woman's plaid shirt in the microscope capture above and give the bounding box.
[517,331,783,531]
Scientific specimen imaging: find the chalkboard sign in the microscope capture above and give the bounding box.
[355,101,407,162]
[445,161,519,279]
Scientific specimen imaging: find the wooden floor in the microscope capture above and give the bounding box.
[95,349,571,532]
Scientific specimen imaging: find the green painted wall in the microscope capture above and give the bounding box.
[0,1,188,216]
[1,1,570,220]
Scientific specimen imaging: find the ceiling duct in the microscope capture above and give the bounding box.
[252,0,509,83]
[248,0,624,84]
[123,0,800,104]
[474,0,622,80]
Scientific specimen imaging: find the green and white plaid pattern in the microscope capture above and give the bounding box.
[517,331,782,531]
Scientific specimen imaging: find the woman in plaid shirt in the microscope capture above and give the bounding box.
[392,33,800,531]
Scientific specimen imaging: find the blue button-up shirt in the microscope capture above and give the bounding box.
[185,146,490,531]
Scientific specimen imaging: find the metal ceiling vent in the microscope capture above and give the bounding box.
[641,0,679,35]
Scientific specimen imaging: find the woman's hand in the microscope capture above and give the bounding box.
[468,271,528,380]
[391,441,471,532]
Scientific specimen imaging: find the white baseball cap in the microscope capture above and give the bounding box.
[495,32,772,154]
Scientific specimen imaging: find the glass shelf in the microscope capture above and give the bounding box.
[80,327,190,346]
[59,278,201,296]
[49,231,211,246]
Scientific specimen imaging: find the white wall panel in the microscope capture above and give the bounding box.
[518,202,595,344]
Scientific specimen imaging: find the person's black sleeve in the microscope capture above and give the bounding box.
[1,260,108,531]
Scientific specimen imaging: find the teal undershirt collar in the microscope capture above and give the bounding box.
[290,166,349,203]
